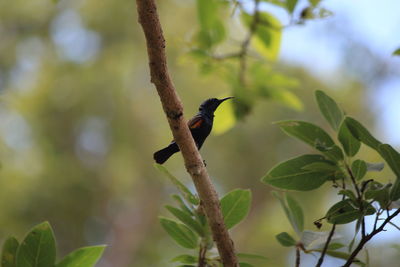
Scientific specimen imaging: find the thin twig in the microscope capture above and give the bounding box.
[342,208,400,267]
[198,240,207,267]
[315,224,336,267]
[388,221,400,231]
[345,164,366,238]
[296,247,301,267]
[135,1,238,266]
[373,209,382,231]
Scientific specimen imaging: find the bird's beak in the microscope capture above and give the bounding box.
[218,97,234,104]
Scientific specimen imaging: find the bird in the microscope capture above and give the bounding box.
[153,97,234,164]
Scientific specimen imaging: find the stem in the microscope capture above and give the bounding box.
[342,208,400,267]
[198,240,207,267]
[388,221,400,231]
[315,224,336,267]
[373,209,382,231]
[135,1,238,266]
[345,164,366,237]
[296,247,301,267]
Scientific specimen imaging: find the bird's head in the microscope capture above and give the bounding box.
[199,97,234,114]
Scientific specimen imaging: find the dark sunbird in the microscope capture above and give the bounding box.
[153,97,234,164]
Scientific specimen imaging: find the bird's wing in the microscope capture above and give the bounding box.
[165,116,204,145]
[188,115,204,130]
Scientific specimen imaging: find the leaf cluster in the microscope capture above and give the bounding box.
[188,0,334,123]
[155,164,266,267]
[1,222,105,267]
[262,90,400,265]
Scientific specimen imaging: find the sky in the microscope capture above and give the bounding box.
[279,0,400,145]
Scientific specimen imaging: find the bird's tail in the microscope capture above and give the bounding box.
[153,143,180,164]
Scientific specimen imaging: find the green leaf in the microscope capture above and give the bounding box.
[155,164,199,205]
[349,235,356,252]
[221,189,252,229]
[172,195,194,216]
[364,182,391,208]
[322,145,344,162]
[285,194,304,234]
[309,0,321,6]
[56,246,105,267]
[273,192,304,235]
[262,154,333,191]
[272,191,293,230]
[171,254,197,264]
[159,217,198,249]
[300,230,333,249]
[241,12,282,61]
[302,161,338,172]
[326,199,375,224]
[165,205,204,236]
[338,189,357,203]
[393,48,400,56]
[377,144,400,177]
[239,263,254,267]
[1,237,19,267]
[338,121,361,157]
[286,0,298,13]
[315,90,344,131]
[276,120,335,151]
[366,162,384,172]
[276,232,296,247]
[390,178,400,201]
[237,253,268,260]
[16,222,56,267]
[351,160,367,180]
[326,251,365,266]
[345,117,382,150]
[327,243,346,250]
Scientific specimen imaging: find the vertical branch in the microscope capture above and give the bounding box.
[345,164,366,237]
[198,241,207,267]
[315,224,336,267]
[135,0,238,266]
[295,247,301,267]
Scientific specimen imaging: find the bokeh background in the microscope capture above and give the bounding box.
[1,0,400,266]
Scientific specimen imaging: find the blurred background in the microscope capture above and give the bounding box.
[0,0,399,266]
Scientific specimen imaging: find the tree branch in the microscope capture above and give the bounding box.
[342,208,400,267]
[135,0,238,266]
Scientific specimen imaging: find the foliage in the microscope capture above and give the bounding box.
[189,0,333,129]
[393,48,400,56]
[261,90,400,266]
[1,0,398,266]
[155,164,265,267]
[0,222,105,267]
